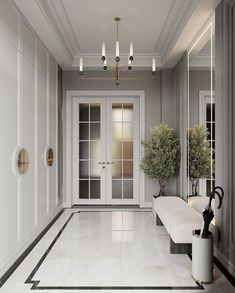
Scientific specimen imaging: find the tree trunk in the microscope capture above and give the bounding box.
[158,178,167,196]
[191,178,199,196]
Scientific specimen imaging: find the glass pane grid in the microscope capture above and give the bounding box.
[79,103,101,200]
[112,103,133,200]
[204,102,215,196]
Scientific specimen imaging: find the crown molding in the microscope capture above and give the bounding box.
[160,0,199,60]
[35,0,74,57]
[47,0,80,54]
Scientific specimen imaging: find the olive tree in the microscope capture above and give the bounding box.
[141,124,181,197]
[188,125,212,196]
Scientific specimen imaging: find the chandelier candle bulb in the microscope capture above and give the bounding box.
[79,58,83,75]
[129,42,134,61]
[152,58,156,72]
[102,42,106,61]
[115,41,120,62]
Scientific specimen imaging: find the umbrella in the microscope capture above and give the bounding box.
[200,186,224,238]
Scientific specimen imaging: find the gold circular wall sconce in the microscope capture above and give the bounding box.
[17,148,29,175]
[47,148,54,167]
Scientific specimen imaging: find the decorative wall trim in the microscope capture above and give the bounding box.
[215,0,235,278]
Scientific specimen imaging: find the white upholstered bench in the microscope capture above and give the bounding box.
[153,196,203,254]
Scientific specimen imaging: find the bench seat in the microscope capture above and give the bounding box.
[154,196,203,244]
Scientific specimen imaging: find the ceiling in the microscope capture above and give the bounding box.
[13,0,220,70]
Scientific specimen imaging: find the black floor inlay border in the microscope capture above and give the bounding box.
[25,211,204,291]
[0,208,64,288]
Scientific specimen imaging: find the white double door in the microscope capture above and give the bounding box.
[72,96,140,205]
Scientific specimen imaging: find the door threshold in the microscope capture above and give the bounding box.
[72,204,140,209]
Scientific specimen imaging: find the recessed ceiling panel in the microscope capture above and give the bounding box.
[60,0,173,53]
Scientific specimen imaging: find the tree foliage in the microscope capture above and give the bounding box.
[188,125,212,181]
[141,124,181,180]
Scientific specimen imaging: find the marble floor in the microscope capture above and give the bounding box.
[1,208,234,293]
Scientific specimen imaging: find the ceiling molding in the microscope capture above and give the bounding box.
[48,0,80,54]
[35,0,74,57]
[13,0,73,69]
[160,0,199,59]
[154,0,177,54]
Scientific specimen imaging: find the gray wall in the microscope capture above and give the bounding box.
[215,0,235,277]
[173,54,188,200]
[63,70,176,203]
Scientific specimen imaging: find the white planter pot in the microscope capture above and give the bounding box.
[192,229,214,283]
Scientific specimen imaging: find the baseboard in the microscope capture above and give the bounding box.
[140,202,152,208]
[0,205,64,287]
[214,247,235,282]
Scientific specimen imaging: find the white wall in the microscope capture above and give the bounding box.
[0,0,59,277]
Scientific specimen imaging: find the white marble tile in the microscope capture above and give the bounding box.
[1,209,234,293]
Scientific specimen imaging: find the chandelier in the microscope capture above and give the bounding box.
[79,17,157,85]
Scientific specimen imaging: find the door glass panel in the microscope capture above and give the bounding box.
[112,161,122,178]
[79,103,101,199]
[90,123,100,140]
[123,104,133,122]
[112,104,122,122]
[90,180,100,198]
[123,123,133,140]
[90,161,100,179]
[79,180,89,198]
[123,180,133,199]
[112,180,122,199]
[79,142,88,159]
[90,104,100,121]
[79,104,89,121]
[123,161,133,178]
[79,161,89,178]
[79,123,89,140]
[112,141,122,159]
[123,141,133,159]
[112,123,122,140]
[90,141,100,159]
[111,103,134,199]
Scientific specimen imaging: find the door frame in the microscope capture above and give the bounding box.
[198,90,215,196]
[65,90,146,207]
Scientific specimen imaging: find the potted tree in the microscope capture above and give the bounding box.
[187,125,212,196]
[141,124,181,197]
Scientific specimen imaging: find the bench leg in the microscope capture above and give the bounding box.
[156,214,163,226]
[170,238,192,254]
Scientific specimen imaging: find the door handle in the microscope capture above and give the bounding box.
[98,161,106,165]
[107,161,114,165]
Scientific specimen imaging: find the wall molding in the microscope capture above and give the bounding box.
[215,0,235,278]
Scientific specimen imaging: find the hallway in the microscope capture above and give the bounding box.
[1,209,234,292]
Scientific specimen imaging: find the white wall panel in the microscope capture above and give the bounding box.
[49,58,57,86]
[0,0,59,277]
[36,71,48,224]
[48,82,57,212]
[21,20,35,65]
[21,55,35,239]
[37,40,47,78]
[0,35,18,267]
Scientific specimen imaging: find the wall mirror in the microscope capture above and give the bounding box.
[187,20,215,207]
[17,148,29,174]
